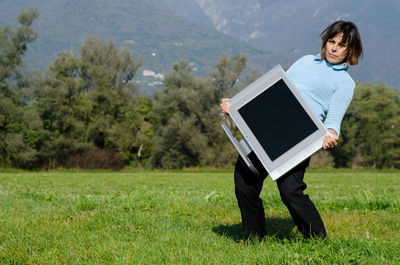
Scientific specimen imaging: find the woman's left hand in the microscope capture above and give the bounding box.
[323,129,339,149]
[219,98,230,114]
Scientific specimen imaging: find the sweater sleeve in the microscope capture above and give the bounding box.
[323,77,355,136]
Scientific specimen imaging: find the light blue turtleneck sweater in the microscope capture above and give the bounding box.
[286,54,355,136]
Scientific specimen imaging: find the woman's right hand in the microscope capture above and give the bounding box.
[323,129,339,149]
[220,98,230,114]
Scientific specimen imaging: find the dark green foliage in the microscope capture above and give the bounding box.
[1,8,153,169]
[149,55,246,169]
[333,82,400,168]
[209,53,247,98]
[0,94,42,168]
[35,37,151,168]
[80,37,144,159]
[0,7,42,169]
[35,51,91,166]
[150,60,210,168]
[0,7,38,90]
[1,7,400,170]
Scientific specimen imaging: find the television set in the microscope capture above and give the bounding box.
[222,65,328,180]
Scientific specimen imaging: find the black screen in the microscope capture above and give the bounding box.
[238,79,318,161]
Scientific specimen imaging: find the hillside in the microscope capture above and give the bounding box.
[2,0,398,92]
[158,0,400,88]
[0,0,285,96]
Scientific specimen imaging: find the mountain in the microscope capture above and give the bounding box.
[0,0,285,96]
[156,0,400,88]
[1,0,398,93]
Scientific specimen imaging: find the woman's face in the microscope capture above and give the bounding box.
[325,33,348,64]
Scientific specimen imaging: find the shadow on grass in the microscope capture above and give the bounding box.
[212,217,295,242]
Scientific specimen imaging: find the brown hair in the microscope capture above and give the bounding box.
[320,21,363,65]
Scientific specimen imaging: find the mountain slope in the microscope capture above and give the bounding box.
[159,0,400,87]
[0,0,285,95]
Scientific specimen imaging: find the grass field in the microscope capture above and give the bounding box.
[0,168,399,264]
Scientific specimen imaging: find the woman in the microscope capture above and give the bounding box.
[220,21,363,239]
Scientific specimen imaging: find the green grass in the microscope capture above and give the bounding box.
[0,168,399,264]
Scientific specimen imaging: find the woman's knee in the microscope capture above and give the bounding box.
[235,180,260,200]
[277,177,306,203]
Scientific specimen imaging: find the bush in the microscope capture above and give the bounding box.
[309,149,334,168]
[62,147,124,170]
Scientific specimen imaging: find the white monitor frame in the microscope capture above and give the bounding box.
[225,65,328,180]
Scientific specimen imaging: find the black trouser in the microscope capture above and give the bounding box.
[234,155,326,239]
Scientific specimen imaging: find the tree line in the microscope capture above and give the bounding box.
[1,8,400,170]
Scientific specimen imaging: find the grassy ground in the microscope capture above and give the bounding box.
[0,168,399,264]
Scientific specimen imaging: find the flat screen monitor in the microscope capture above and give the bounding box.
[224,65,328,180]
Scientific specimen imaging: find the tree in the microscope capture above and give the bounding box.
[332,82,400,168]
[81,37,145,162]
[34,51,90,165]
[0,7,38,93]
[209,53,247,99]
[36,37,149,168]
[0,7,42,168]
[150,60,202,168]
[150,54,247,169]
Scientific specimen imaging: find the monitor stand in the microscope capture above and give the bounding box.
[221,123,260,176]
